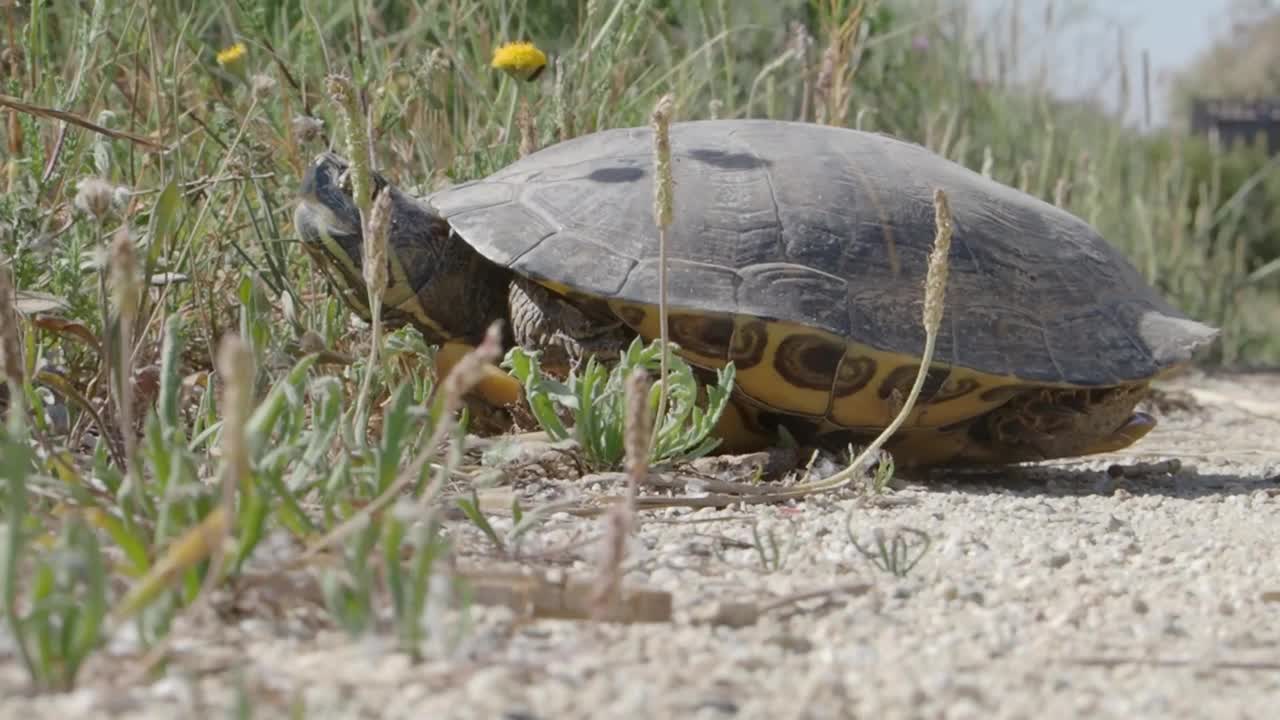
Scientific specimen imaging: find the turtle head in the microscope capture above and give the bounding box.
[294,153,512,346]
[294,152,382,326]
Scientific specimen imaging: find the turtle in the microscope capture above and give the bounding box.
[292,119,1218,466]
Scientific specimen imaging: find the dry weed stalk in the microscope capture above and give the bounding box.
[648,93,675,459]
[1054,176,1070,208]
[422,48,455,169]
[812,1,866,126]
[789,21,815,122]
[591,369,651,617]
[1017,160,1032,194]
[779,189,954,497]
[622,370,651,503]
[324,75,372,214]
[553,57,572,141]
[328,72,392,441]
[748,41,804,117]
[517,98,537,157]
[354,187,392,436]
[0,263,22,422]
[218,334,254,503]
[108,227,142,480]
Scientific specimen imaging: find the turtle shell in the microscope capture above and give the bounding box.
[426,119,1216,428]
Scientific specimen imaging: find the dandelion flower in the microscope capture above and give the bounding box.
[216,42,247,67]
[491,41,547,82]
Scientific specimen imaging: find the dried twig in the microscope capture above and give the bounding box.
[1061,656,1280,671]
[701,580,874,628]
[468,569,672,624]
[0,93,167,150]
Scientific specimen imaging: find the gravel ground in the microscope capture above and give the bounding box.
[2,371,1278,719]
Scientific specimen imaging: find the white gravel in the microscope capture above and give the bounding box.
[2,371,1278,719]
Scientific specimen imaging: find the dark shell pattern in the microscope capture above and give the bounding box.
[424,119,1217,431]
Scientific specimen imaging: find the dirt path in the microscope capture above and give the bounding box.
[3,372,1278,719]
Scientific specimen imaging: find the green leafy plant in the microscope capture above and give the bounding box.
[2,424,108,692]
[847,524,933,579]
[505,337,736,471]
[750,520,796,573]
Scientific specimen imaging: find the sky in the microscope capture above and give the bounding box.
[967,0,1243,126]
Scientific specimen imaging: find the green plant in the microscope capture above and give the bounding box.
[505,337,736,471]
[847,523,933,579]
[751,520,796,573]
[2,422,108,692]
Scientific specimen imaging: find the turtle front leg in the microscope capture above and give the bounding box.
[507,277,633,375]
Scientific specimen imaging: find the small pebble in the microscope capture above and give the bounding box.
[1046,552,1071,569]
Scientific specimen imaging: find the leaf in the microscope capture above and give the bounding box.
[148,272,189,286]
[376,383,414,492]
[456,491,505,553]
[245,354,319,455]
[29,316,101,352]
[86,508,150,577]
[111,507,229,624]
[503,347,572,439]
[382,512,407,621]
[13,290,70,316]
[65,520,107,677]
[233,487,270,572]
[157,316,182,432]
[150,179,182,245]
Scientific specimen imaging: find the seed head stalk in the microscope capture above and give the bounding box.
[327,74,386,441]
[592,368,651,617]
[648,94,675,461]
[783,189,954,496]
[109,227,142,487]
[355,187,391,440]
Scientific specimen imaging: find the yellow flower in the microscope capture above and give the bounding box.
[491,41,547,82]
[216,42,247,67]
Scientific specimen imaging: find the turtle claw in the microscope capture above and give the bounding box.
[1081,412,1157,456]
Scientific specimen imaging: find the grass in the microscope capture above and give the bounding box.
[1,0,1278,706]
